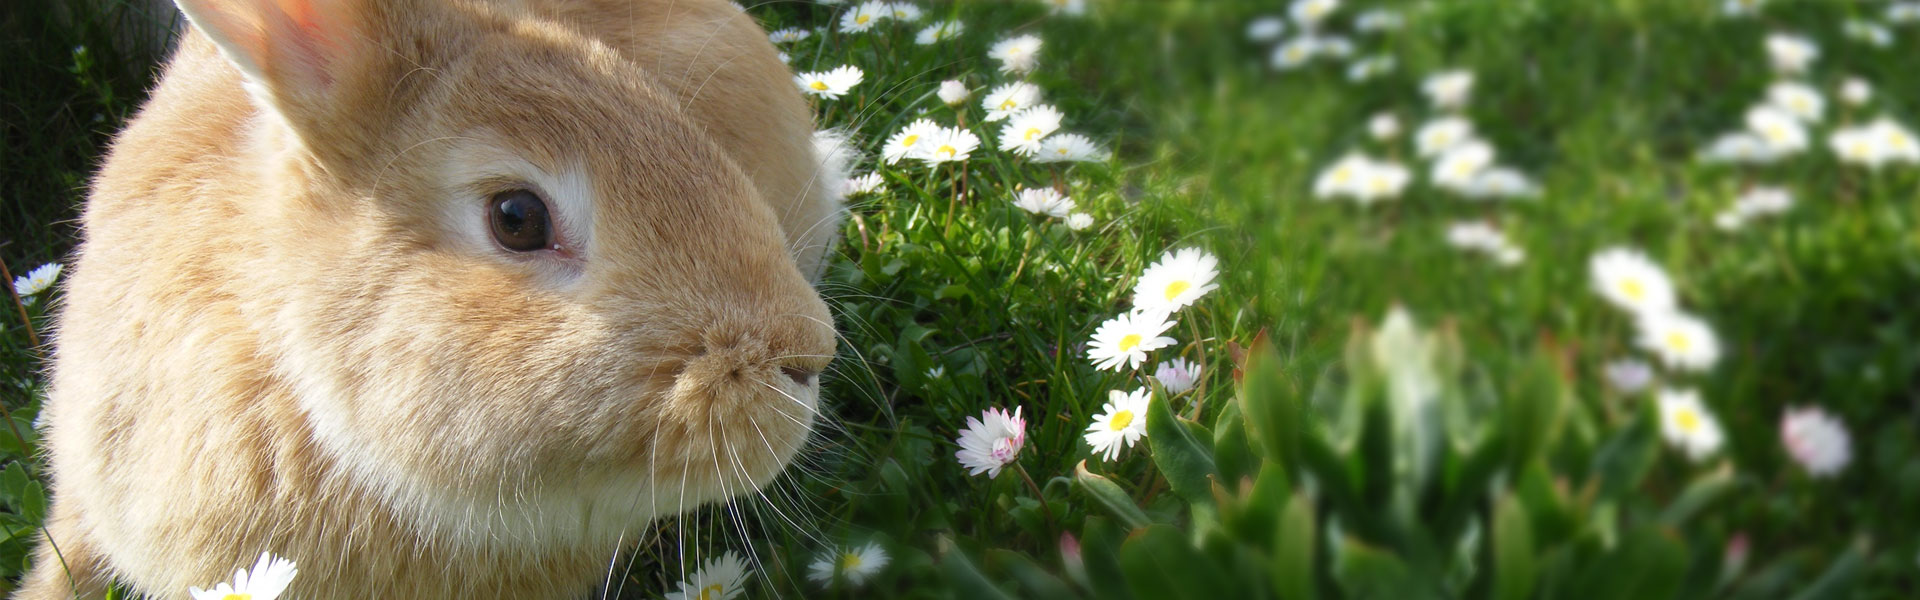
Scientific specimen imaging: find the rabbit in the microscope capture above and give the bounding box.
[16,0,846,597]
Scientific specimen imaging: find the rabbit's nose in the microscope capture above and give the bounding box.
[780,365,817,387]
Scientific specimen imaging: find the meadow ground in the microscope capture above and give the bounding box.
[3,0,1919,598]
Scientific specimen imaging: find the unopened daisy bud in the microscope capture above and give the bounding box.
[937,80,969,106]
[1153,358,1203,394]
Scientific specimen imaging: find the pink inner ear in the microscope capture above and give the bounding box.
[267,0,342,90]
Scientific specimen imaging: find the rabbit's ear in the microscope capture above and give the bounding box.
[174,0,375,129]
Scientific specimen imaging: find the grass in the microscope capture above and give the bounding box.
[5,0,1920,597]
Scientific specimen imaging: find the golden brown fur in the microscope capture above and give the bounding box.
[17,0,842,597]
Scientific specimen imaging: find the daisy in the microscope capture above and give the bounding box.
[1013,187,1074,218]
[1422,70,1475,111]
[777,52,790,64]
[1892,2,1920,22]
[1781,407,1852,477]
[1368,113,1400,140]
[1246,16,1287,42]
[665,551,751,600]
[1746,105,1808,154]
[1133,248,1220,313]
[1354,9,1404,32]
[1084,388,1151,461]
[1636,310,1721,372]
[1829,119,1918,168]
[11,262,61,298]
[883,119,941,164]
[1354,159,1412,202]
[1839,77,1872,106]
[1087,309,1178,371]
[839,1,888,33]
[1066,213,1095,231]
[1445,221,1505,252]
[847,173,885,196]
[1414,116,1475,157]
[188,552,298,600]
[1765,81,1824,123]
[808,542,890,587]
[999,104,1063,155]
[1313,154,1369,199]
[1290,0,1340,29]
[914,126,981,166]
[1721,0,1763,17]
[936,80,970,106]
[1045,0,1088,16]
[1269,37,1320,70]
[1842,19,1892,48]
[1590,247,1677,315]
[1658,389,1725,462]
[794,65,864,100]
[915,20,963,45]
[1033,133,1106,163]
[1462,167,1539,199]
[1733,186,1792,216]
[1871,118,1920,163]
[768,28,811,43]
[955,406,1026,478]
[989,34,1043,74]
[1153,358,1202,394]
[885,2,923,21]
[1346,55,1396,82]
[1603,358,1654,394]
[1764,33,1817,74]
[1700,132,1781,164]
[982,82,1043,122]
[1431,141,1494,191]
[1313,35,1354,58]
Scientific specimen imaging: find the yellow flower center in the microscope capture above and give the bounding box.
[1620,279,1645,301]
[901,134,920,147]
[840,553,863,570]
[1674,407,1701,432]
[1368,175,1391,192]
[1000,99,1019,110]
[856,14,871,24]
[1286,47,1306,60]
[1108,410,1134,431]
[1164,280,1191,301]
[1764,125,1787,142]
[936,145,957,158]
[1118,334,1143,353]
[1055,148,1070,155]
[809,81,829,91]
[221,594,252,600]
[1665,331,1690,352]
[1333,166,1355,183]
[1850,140,1873,157]
[1024,127,1043,140]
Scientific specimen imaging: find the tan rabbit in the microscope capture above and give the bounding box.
[17,0,845,597]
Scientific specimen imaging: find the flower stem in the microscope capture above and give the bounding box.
[1014,462,1058,531]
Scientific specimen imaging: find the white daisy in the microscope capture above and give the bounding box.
[915,20,964,45]
[1839,77,1872,106]
[1765,81,1824,123]
[884,2,923,21]
[1590,246,1677,316]
[1781,407,1852,478]
[1153,358,1202,394]
[1415,116,1475,157]
[1462,167,1539,199]
[1871,118,1920,163]
[807,542,890,587]
[769,27,811,43]
[1445,221,1506,252]
[999,104,1063,156]
[665,551,751,600]
[1603,358,1654,394]
[1246,16,1287,42]
[1087,309,1178,372]
[1842,19,1892,48]
[1313,35,1354,58]
[1346,55,1396,82]
[1368,113,1401,140]
[1636,310,1721,372]
[1133,248,1220,313]
[1765,32,1818,74]
[11,262,61,298]
[936,80,970,105]
[1013,187,1074,218]
[883,118,941,164]
[1066,213,1095,231]
[982,82,1043,122]
[1431,141,1495,191]
[188,552,298,600]
[989,34,1043,74]
[839,1,889,32]
[1270,37,1319,70]
[1830,118,1920,168]
[1033,133,1107,163]
[1045,0,1088,16]
[1084,388,1151,461]
[1354,9,1404,32]
[914,126,981,166]
[847,173,885,196]
[955,406,1026,478]
[1316,154,1410,204]
[777,52,791,64]
[1746,105,1808,154]
[1290,0,1340,29]
[1422,70,1475,111]
[1700,132,1782,164]
[794,65,865,100]
[1734,186,1793,216]
[1658,389,1725,462]
[1892,2,1920,22]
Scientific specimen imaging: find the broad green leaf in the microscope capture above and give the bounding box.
[1657,464,1736,527]
[1492,492,1536,600]
[1238,344,1301,469]
[1590,403,1659,501]
[1147,388,1221,506]
[988,549,1077,598]
[1080,517,1137,600]
[1272,491,1316,600]
[1786,542,1865,600]
[1120,524,1237,600]
[941,545,1015,600]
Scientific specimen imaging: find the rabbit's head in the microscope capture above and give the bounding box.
[176,0,835,546]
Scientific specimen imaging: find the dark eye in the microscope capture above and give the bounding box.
[489,189,551,252]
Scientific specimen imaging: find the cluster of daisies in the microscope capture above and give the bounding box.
[1012,186,1096,230]
[955,248,1218,477]
[7,262,60,306]
[1247,0,1402,80]
[1701,33,1918,168]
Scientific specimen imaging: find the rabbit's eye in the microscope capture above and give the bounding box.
[489,189,552,252]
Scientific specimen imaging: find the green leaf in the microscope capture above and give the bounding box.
[1272,491,1316,600]
[1331,535,1421,599]
[1590,403,1659,501]
[1238,344,1301,469]
[1074,461,1151,530]
[988,549,1077,598]
[941,545,1015,600]
[1120,524,1237,600]
[1786,542,1865,600]
[1147,389,1221,506]
[1492,492,1537,600]
[1657,464,1736,527]
[1080,517,1137,600]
